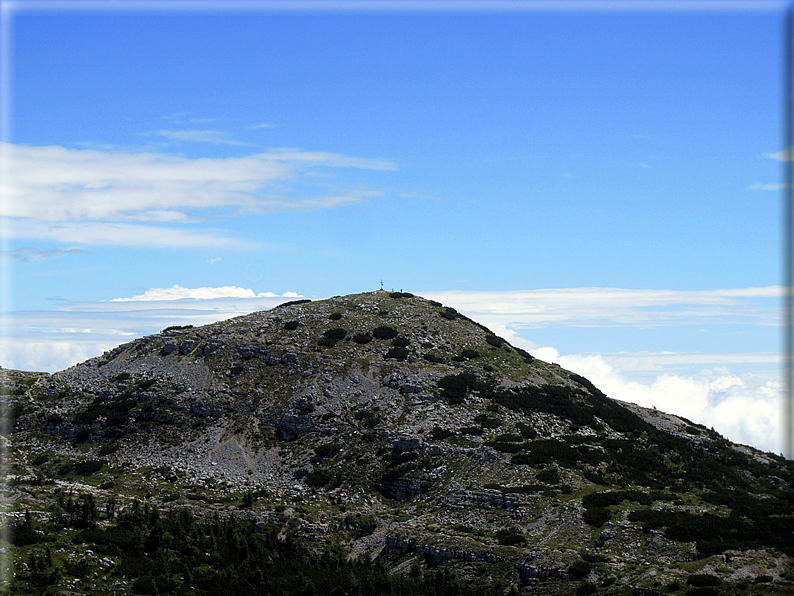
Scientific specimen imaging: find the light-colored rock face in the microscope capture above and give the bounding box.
[3,291,793,595]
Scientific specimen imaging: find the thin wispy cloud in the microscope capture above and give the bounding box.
[422,287,781,329]
[145,129,246,145]
[1,143,396,247]
[4,220,257,249]
[748,182,789,191]
[763,146,794,161]
[252,122,277,129]
[0,247,89,262]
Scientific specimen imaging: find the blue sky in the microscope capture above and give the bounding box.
[0,1,788,454]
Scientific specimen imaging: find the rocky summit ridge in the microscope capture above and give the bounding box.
[2,290,793,595]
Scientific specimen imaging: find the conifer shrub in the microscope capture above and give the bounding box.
[423,352,445,364]
[283,320,299,330]
[441,307,458,320]
[583,506,611,527]
[319,328,347,347]
[431,426,454,440]
[429,300,442,307]
[461,349,480,359]
[353,332,372,344]
[329,312,343,320]
[389,292,414,298]
[274,299,311,308]
[495,528,526,545]
[460,426,483,436]
[537,467,560,484]
[485,335,505,348]
[75,459,105,476]
[385,347,409,360]
[391,337,410,347]
[373,325,398,339]
[474,414,501,428]
[568,560,594,579]
[687,575,722,587]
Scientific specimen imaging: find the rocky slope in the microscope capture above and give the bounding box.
[2,290,793,595]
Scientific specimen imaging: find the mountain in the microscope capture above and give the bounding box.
[2,290,793,595]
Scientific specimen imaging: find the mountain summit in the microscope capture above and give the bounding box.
[4,291,793,595]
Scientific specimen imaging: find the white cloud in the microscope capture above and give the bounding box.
[0,247,89,262]
[748,182,789,191]
[763,146,794,161]
[422,287,781,328]
[108,284,303,301]
[208,258,222,265]
[5,220,257,249]
[145,129,246,145]
[0,143,396,247]
[551,351,782,454]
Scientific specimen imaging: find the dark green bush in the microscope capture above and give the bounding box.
[431,426,454,440]
[323,328,347,340]
[474,414,501,428]
[568,560,593,579]
[313,443,342,460]
[274,299,311,308]
[373,325,398,339]
[389,292,414,298]
[485,335,505,348]
[283,320,299,330]
[75,459,105,475]
[537,467,560,484]
[460,426,483,436]
[423,352,445,364]
[329,312,342,320]
[687,575,722,587]
[385,347,409,360]
[441,307,457,320]
[685,588,719,596]
[391,336,410,347]
[495,529,525,545]
[353,332,372,344]
[583,507,611,527]
[345,513,377,537]
[461,349,479,359]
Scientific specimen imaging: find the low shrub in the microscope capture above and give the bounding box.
[568,560,593,579]
[283,320,299,330]
[75,459,105,476]
[323,328,347,340]
[460,426,483,436]
[474,414,501,428]
[431,426,454,440]
[485,335,505,348]
[353,332,373,344]
[423,352,445,364]
[537,467,561,484]
[583,507,611,527]
[329,312,343,320]
[389,292,414,298]
[687,575,722,587]
[391,337,410,347]
[461,349,480,359]
[385,347,409,360]
[495,529,525,545]
[440,307,457,320]
[373,325,398,339]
